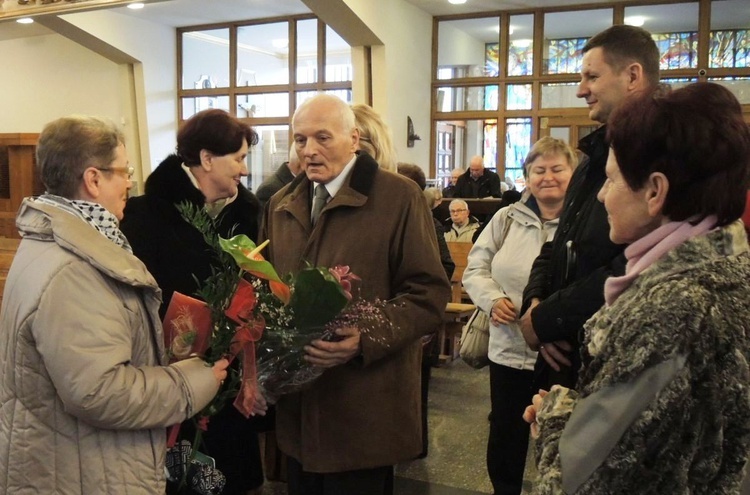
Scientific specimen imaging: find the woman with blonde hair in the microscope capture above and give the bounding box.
[353,103,397,172]
[463,136,576,495]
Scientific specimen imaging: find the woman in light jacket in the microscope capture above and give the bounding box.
[463,136,575,495]
[0,116,227,494]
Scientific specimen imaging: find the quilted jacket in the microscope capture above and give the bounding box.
[0,199,218,494]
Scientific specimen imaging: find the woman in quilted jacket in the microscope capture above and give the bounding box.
[0,115,228,494]
[524,82,750,494]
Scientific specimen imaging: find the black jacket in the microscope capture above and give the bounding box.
[522,126,626,388]
[453,168,503,198]
[256,162,295,212]
[120,154,264,494]
[121,154,260,318]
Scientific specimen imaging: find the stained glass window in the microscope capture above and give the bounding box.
[484,86,499,111]
[660,78,698,91]
[485,43,500,77]
[483,121,498,171]
[710,30,750,68]
[485,41,534,77]
[508,42,533,76]
[652,32,698,70]
[506,84,532,110]
[505,118,531,186]
[545,38,588,75]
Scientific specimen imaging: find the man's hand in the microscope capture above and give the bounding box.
[490,298,516,326]
[251,388,269,416]
[304,327,361,368]
[538,341,573,372]
[519,298,541,349]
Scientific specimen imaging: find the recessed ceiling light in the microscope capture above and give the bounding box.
[127,2,145,9]
[625,16,646,27]
[16,17,34,24]
[272,38,289,49]
[448,0,467,5]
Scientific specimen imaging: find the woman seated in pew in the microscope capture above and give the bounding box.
[523,82,750,494]
[463,136,576,495]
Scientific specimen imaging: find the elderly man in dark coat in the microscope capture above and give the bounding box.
[453,155,502,198]
[262,94,450,495]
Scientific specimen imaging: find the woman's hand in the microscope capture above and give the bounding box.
[523,389,549,439]
[491,298,516,325]
[211,358,229,387]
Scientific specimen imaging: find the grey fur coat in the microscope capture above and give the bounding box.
[534,220,750,494]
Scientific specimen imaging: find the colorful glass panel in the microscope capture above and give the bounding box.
[484,86,499,111]
[506,84,532,110]
[652,32,698,70]
[545,38,588,74]
[485,43,500,77]
[508,42,533,76]
[710,30,750,68]
[483,121,498,171]
[505,118,531,185]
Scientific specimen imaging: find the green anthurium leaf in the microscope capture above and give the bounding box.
[289,267,349,330]
[219,235,283,282]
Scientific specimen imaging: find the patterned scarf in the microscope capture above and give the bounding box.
[33,194,133,253]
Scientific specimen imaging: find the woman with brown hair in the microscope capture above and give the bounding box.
[524,83,750,494]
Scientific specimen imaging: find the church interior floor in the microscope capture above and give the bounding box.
[261,358,538,494]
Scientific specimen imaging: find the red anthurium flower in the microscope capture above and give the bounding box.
[225,278,257,324]
[219,235,291,304]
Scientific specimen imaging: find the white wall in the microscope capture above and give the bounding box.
[342,0,433,173]
[1,0,434,177]
[59,9,177,173]
[437,21,485,69]
[0,34,122,132]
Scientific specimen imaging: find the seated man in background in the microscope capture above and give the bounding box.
[442,167,465,198]
[454,155,502,198]
[445,199,480,243]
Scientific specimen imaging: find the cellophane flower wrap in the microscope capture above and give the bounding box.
[169,203,388,413]
[222,238,390,404]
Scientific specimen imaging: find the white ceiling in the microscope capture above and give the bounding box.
[0,0,620,41]
[1,0,748,43]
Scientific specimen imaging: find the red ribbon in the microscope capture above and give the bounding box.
[229,318,265,418]
[225,278,265,418]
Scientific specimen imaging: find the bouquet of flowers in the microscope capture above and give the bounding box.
[162,203,389,461]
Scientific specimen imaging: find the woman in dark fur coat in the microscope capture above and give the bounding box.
[524,83,750,494]
[121,109,266,495]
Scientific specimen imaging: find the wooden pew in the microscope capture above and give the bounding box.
[446,241,473,304]
[0,237,20,307]
[440,302,476,364]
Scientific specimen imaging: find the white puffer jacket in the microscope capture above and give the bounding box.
[0,199,218,494]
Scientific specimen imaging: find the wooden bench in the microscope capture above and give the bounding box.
[446,241,473,304]
[439,302,476,365]
[0,237,21,307]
